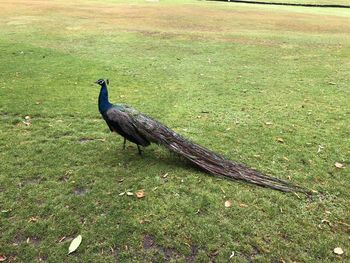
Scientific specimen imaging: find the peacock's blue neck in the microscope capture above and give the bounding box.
[98,83,112,113]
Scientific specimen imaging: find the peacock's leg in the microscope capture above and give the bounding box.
[123,138,126,150]
[137,145,142,155]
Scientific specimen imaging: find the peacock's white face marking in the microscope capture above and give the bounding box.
[95,79,109,85]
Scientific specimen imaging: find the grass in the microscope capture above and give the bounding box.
[223,0,350,6]
[0,0,349,262]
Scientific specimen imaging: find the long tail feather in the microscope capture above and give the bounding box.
[133,112,308,193]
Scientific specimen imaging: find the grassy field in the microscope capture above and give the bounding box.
[223,0,350,6]
[0,0,349,262]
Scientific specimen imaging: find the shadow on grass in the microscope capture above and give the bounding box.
[101,144,199,174]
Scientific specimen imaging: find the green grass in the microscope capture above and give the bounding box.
[0,0,349,262]
[229,0,350,5]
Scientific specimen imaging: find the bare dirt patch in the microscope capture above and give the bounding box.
[142,235,199,262]
[142,235,183,262]
[74,186,88,196]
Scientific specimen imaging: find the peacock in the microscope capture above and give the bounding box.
[95,78,307,193]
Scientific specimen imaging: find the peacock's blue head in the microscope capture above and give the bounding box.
[95,79,109,86]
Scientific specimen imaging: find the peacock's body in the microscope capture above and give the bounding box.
[96,79,307,193]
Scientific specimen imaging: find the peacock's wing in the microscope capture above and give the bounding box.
[104,106,150,147]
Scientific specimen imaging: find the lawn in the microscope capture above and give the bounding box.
[0,0,349,262]
[220,0,350,6]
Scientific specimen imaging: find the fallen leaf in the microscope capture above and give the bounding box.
[68,235,82,254]
[317,145,324,153]
[118,192,125,196]
[58,236,66,243]
[23,121,31,126]
[333,247,344,255]
[277,138,284,143]
[321,219,332,226]
[265,122,273,125]
[136,190,145,198]
[28,217,38,223]
[238,203,248,208]
[293,192,301,199]
[224,200,232,208]
[0,255,6,262]
[126,192,133,196]
[335,162,344,169]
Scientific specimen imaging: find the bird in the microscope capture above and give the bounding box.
[95,78,308,193]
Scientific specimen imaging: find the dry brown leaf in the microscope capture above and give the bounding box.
[335,162,344,169]
[224,200,232,208]
[277,138,284,143]
[23,121,31,126]
[321,219,332,226]
[28,217,38,223]
[238,203,248,208]
[136,190,145,198]
[333,247,344,255]
[0,255,6,262]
